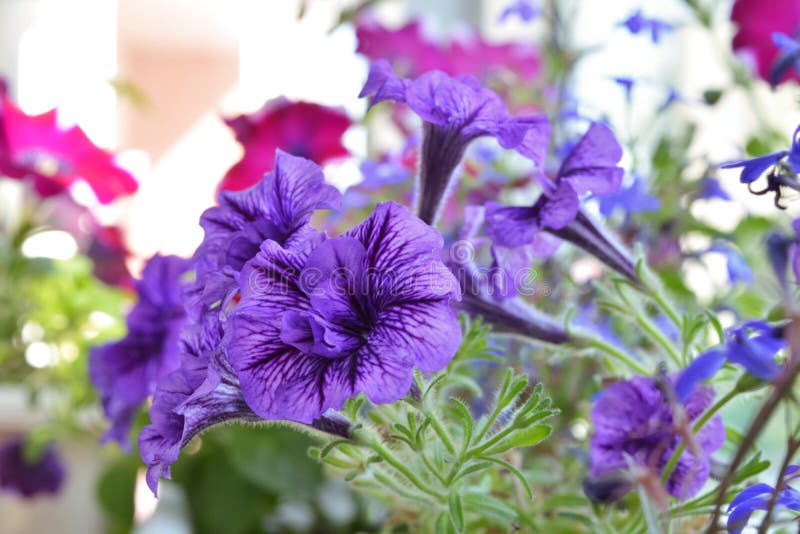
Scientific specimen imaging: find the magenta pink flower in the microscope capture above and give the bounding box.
[731,0,800,85]
[219,98,352,192]
[356,16,541,82]
[0,94,137,203]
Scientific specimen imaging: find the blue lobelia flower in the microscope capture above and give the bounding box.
[675,321,786,401]
[89,254,191,448]
[498,0,540,23]
[187,149,341,316]
[707,243,754,285]
[619,9,674,44]
[769,33,800,87]
[595,174,660,219]
[697,176,732,201]
[227,201,462,424]
[0,436,65,498]
[485,122,639,281]
[359,60,551,225]
[726,465,800,533]
[587,375,725,501]
[720,124,800,184]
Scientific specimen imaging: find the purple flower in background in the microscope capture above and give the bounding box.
[89,254,190,447]
[498,0,539,23]
[189,150,341,314]
[698,176,731,201]
[619,9,674,44]
[359,60,551,225]
[0,437,65,498]
[596,174,660,219]
[588,375,725,501]
[485,123,638,281]
[726,466,800,533]
[769,33,800,86]
[675,321,786,401]
[229,202,461,424]
[720,124,800,183]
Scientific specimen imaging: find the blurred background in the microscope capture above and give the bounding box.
[1,0,799,532]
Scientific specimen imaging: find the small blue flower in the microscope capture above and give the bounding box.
[720,124,800,183]
[698,177,731,201]
[619,9,674,44]
[498,0,539,23]
[708,244,754,285]
[726,465,800,533]
[770,33,800,88]
[675,321,785,401]
[595,174,660,219]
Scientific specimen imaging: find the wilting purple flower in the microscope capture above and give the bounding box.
[698,176,731,201]
[588,375,725,501]
[447,206,570,343]
[619,9,674,44]
[189,150,341,315]
[596,174,660,219]
[139,312,260,496]
[359,60,551,225]
[0,437,65,498]
[675,321,786,401]
[89,254,191,447]
[498,0,540,23]
[485,123,637,281]
[727,466,800,533]
[720,124,800,183]
[228,201,461,424]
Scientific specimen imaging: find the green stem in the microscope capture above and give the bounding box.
[587,337,650,375]
[371,470,434,504]
[661,387,739,484]
[424,408,457,456]
[650,288,682,330]
[355,427,444,501]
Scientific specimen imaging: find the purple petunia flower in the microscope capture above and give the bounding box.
[726,466,800,533]
[89,254,191,447]
[485,122,638,281]
[719,124,800,183]
[359,60,551,225]
[188,150,341,315]
[619,9,674,44]
[675,321,786,401]
[587,375,725,501]
[228,201,462,424]
[0,437,65,498]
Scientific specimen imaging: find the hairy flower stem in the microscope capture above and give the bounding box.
[353,426,445,502]
[706,317,800,531]
[586,337,650,375]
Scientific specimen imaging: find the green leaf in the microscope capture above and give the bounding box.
[448,491,465,532]
[96,455,138,534]
[219,425,323,494]
[462,492,517,525]
[482,425,552,455]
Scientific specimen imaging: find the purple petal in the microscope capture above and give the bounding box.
[484,202,541,248]
[557,123,624,195]
[359,60,409,106]
[538,183,580,229]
